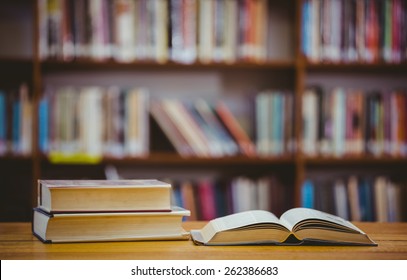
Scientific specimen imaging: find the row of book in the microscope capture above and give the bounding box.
[5,84,407,159]
[170,176,291,221]
[302,87,407,157]
[302,175,407,222]
[255,91,295,156]
[33,179,190,243]
[29,86,295,160]
[151,98,256,157]
[0,84,32,156]
[38,86,149,161]
[302,0,407,63]
[38,0,269,64]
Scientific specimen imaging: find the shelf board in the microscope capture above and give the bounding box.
[110,153,296,166]
[305,61,407,73]
[0,57,33,65]
[304,155,407,165]
[0,154,33,162]
[39,153,407,166]
[40,152,296,166]
[40,59,296,72]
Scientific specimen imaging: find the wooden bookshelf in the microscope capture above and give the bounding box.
[1,0,407,222]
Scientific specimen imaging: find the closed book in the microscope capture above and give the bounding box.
[33,206,190,243]
[37,179,172,213]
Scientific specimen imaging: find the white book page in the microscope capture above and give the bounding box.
[199,210,284,243]
[280,208,364,233]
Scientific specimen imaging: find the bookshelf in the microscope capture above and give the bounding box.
[0,0,406,222]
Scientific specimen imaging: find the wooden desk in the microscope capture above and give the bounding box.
[1,222,407,260]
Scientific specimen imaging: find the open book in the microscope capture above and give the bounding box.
[190,208,377,246]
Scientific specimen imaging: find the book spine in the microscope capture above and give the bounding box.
[198,0,214,63]
[38,96,49,153]
[150,101,193,156]
[301,179,315,208]
[215,101,254,156]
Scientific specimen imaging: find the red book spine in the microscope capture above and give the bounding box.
[215,101,256,157]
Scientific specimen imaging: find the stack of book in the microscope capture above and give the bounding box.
[32,179,190,243]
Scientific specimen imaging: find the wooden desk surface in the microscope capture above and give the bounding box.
[1,222,407,260]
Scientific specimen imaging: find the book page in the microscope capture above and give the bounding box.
[40,179,170,188]
[199,210,284,243]
[280,208,364,233]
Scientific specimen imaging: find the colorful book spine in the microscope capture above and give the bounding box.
[302,0,407,62]
[38,96,49,153]
[0,91,6,154]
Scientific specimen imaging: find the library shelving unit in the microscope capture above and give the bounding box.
[1,0,406,222]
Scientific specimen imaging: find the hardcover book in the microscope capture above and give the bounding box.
[33,206,190,243]
[190,208,377,246]
[37,179,172,213]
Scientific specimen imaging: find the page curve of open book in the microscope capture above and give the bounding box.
[280,208,365,233]
[199,210,283,243]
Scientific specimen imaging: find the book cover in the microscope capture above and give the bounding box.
[33,206,190,243]
[38,179,172,213]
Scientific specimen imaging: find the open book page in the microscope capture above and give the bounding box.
[280,208,364,233]
[198,210,285,244]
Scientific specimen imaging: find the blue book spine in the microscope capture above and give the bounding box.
[277,93,284,155]
[38,97,49,153]
[302,0,310,57]
[358,179,374,221]
[302,179,315,208]
[173,183,183,209]
[364,179,375,221]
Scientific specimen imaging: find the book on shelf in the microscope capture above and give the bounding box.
[38,0,169,62]
[33,206,190,243]
[39,85,149,161]
[0,84,33,156]
[161,99,212,157]
[165,175,288,221]
[302,86,407,157]
[190,207,377,246]
[255,91,294,156]
[38,0,272,63]
[302,175,407,222]
[152,99,250,158]
[37,179,172,213]
[214,101,256,157]
[150,101,194,157]
[301,0,407,63]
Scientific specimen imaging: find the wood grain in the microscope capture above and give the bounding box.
[1,222,406,260]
